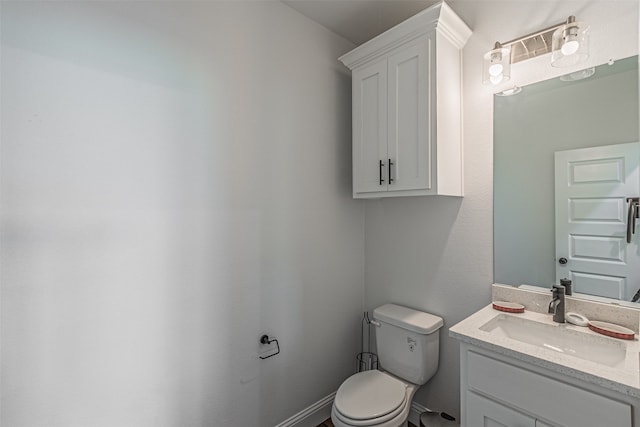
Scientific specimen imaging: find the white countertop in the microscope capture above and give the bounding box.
[449,304,640,398]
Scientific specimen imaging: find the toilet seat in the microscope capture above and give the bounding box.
[333,370,408,426]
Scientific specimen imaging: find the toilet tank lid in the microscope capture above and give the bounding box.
[373,304,443,334]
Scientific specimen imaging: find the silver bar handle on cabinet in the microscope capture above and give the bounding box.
[379,160,385,186]
[388,159,394,184]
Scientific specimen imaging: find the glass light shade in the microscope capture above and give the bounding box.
[483,45,511,85]
[559,67,595,82]
[495,86,522,97]
[551,22,589,67]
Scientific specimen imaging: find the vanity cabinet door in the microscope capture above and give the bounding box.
[466,391,535,427]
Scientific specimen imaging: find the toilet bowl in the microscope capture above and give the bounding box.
[331,304,443,427]
[331,370,417,427]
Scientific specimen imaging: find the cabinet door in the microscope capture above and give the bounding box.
[387,37,431,192]
[466,392,535,427]
[352,59,388,195]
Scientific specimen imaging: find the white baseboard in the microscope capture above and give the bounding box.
[273,393,454,427]
[410,401,459,426]
[274,392,335,427]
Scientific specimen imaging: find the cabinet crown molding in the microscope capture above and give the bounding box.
[339,1,471,70]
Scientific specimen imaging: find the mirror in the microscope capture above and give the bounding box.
[494,56,640,307]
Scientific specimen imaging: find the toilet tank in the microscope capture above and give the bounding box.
[373,304,443,385]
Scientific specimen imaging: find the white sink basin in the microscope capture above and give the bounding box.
[479,314,628,368]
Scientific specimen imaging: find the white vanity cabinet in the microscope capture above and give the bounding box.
[459,344,637,427]
[339,2,471,198]
[467,391,536,427]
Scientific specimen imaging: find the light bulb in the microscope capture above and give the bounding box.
[488,63,503,77]
[561,39,579,55]
[490,74,503,85]
[483,43,510,85]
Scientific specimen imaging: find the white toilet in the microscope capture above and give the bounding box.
[331,304,443,427]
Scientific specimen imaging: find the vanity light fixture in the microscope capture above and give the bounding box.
[483,15,589,85]
[483,42,511,85]
[551,16,589,67]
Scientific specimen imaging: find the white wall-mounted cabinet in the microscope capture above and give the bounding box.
[339,1,471,198]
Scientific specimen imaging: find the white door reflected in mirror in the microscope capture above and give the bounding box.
[554,142,640,300]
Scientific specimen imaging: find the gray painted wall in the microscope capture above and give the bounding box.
[1,2,363,426]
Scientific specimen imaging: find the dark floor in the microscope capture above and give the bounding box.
[317,419,417,427]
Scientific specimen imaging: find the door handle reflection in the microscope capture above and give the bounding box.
[627,197,639,244]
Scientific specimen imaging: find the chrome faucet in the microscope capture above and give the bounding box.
[548,284,565,323]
